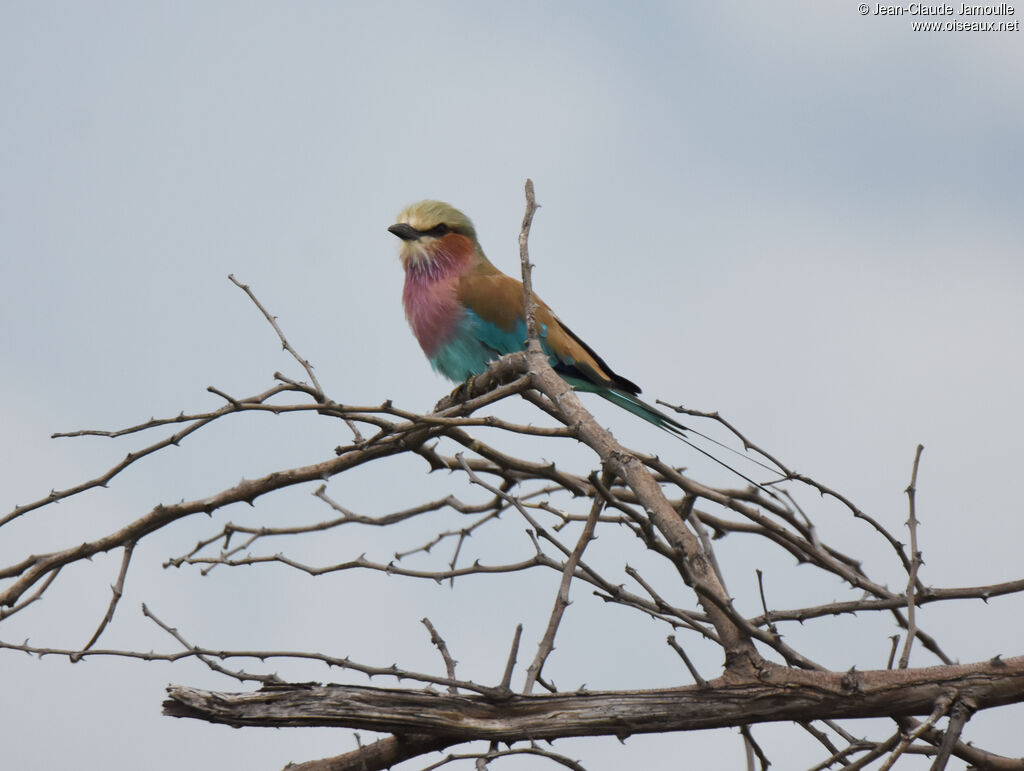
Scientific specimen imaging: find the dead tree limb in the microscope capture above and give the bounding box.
[164,654,1024,737]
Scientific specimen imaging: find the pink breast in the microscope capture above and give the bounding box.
[400,233,477,356]
[403,271,462,356]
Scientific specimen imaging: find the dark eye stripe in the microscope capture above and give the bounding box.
[422,224,451,238]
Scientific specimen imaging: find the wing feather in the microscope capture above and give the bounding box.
[456,271,640,395]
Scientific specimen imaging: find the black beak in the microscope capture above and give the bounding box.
[388,223,421,241]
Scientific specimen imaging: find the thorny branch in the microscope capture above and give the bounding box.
[898,444,925,670]
[518,177,541,349]
[523,471,610,694]
[3,186,1023,771]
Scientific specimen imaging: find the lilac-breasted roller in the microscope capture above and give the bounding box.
[387,200,692,439]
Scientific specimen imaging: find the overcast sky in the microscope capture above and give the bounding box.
[1,3,1022,770]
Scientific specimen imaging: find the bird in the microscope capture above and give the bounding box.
[387,199,693,438]
[386,200,781,492]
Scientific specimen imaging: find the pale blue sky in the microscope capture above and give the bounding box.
[2,3,1022,769]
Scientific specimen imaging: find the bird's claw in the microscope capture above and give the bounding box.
[450,375,477,401]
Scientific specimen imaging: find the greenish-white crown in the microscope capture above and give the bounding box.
[394,200,476,239]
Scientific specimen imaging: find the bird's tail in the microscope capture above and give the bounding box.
[593,388,689,437]
[575,384,778,493]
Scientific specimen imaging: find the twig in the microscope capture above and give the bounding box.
[887,635,900,670]
[898,444,925,670]
[930,696,974,771]
[518,178,541,348]
[821,720,861,746]
[623,565,716,640]
[421,618,459,694]
[878,692,953,771]
[0,566,62,622]
[1,637,505,697]
[3,382,342,531]
[685,496,729,593]
[658,401,919,581]
[451,457,624,604]
[228,274,324,397]
[834,731,903,771]
[421,744,588,771]
[142,603,283,685]
[666,635,707,687]
[755,569,778,638]
[740,725,770,771]
[499,624,523,691]
[73,540,136,660]
[523,471,609,693]
[3,405,231,529]
[182,552,546,582]
[798,721,841,759]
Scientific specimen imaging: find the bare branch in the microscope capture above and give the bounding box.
[283,734,454,771]
[422,618,460,694]
[898,444,925,670]
[73,540,136,660]
[930,696,974,771]
[658,401,920,582]
[878,692,952,770]
[523,472,608,693]
[518,178,541,348]
[666,636,708,687]
[228,273,324,397]
[144,604,283,685]
[0,636,506,697]
[163,655,1024,736]
[499,625,523,692]
[740,725,770,771]
[420,744,588,771]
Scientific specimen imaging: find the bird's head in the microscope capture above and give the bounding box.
[388,200,481,272]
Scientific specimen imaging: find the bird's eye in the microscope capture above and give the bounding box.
[423,224,451,237]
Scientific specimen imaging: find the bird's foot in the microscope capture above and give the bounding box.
[449,375,478,402]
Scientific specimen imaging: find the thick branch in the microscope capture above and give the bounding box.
[524,352,760,671]
[285,734,456,771]
[164,656,1024,738]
